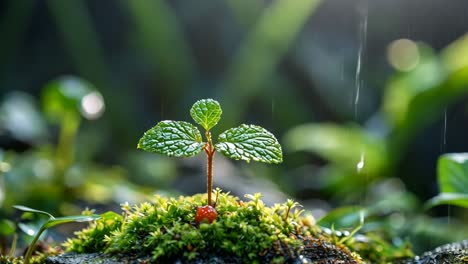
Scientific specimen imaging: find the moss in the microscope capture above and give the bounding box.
[64,190,334,262]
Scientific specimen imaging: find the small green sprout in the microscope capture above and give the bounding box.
[138,98,283,207]
[13,205,100,264]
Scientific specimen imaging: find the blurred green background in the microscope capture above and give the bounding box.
[1,0,468,255]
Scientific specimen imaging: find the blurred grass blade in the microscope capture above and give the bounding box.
[123,0,194,97]
[43,214,100,229]
[16,206,100,264]
[222,0,322,125]
[14,205,54,219]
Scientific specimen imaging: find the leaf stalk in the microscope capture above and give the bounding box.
[204,131,215,206]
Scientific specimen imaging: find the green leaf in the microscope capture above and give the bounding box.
[425,153,468,209]
[383,36,468,152]
[138,120,205,157]
[43,215,100,229]
[425,193,468,209]
[14,205,54,219]
[190,99,222,130]
[215,124,282,164]
[437,153,468,193]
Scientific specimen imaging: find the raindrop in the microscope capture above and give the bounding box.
[442,108,447,153]
[359,210,365,225]
[271,99,275,122]
[356,152,365,173]
[448,153,468,163]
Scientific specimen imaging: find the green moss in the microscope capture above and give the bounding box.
[64,190,320,262]
[64,190,415,263]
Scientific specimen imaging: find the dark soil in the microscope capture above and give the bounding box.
[46,240,468,264]
[401,240,468,264]
[45,237,358,264]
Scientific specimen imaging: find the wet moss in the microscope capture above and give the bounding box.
[63,190,360,263]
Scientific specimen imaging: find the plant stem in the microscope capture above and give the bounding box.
[56,112,80,190]
[24,226,46,264]
[204,131,215,206]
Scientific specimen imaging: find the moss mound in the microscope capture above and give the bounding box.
[63,191,360,263]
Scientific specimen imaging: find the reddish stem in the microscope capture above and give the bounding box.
[204,131,215,206]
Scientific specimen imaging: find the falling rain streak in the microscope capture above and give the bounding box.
[442,108,447,153]
[354,4,368,120]
[442,108,450,225]
[355,2,368,221]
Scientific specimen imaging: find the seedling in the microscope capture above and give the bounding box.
[13,205,100,264]
[138,99,282,222]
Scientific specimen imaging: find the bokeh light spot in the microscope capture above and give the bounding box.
[80,91,105,120]
[387,38,420,72]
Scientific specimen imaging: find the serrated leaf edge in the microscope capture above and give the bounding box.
[215,124,283,164]
[137,120,206,157]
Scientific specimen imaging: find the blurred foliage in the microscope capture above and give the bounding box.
[221,0,322,126]
[285,34,468,201]
[0,77,162,218]
[426,153,468,208]
[284,34,468,253]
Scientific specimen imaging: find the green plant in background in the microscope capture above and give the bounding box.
[0,76,114,216]
[0,219,16,257]
[138,99,282,222]
[284,34,468,200]
[41,76,105,191]
[283,34,468,253]
[13,205,99,264]
[426,153,468,208]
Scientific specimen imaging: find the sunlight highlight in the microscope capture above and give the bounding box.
[80,91,105,120]
[387,38,420,72]
[357,152,365,173]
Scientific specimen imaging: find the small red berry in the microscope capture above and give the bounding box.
[195,205,218,224]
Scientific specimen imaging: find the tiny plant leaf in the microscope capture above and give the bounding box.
[43,215,101,229]
[190,98,222,131]
[14,205,100,264]
[215,124,282,164]
[13,205,54,219]
[137,120,205,157]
